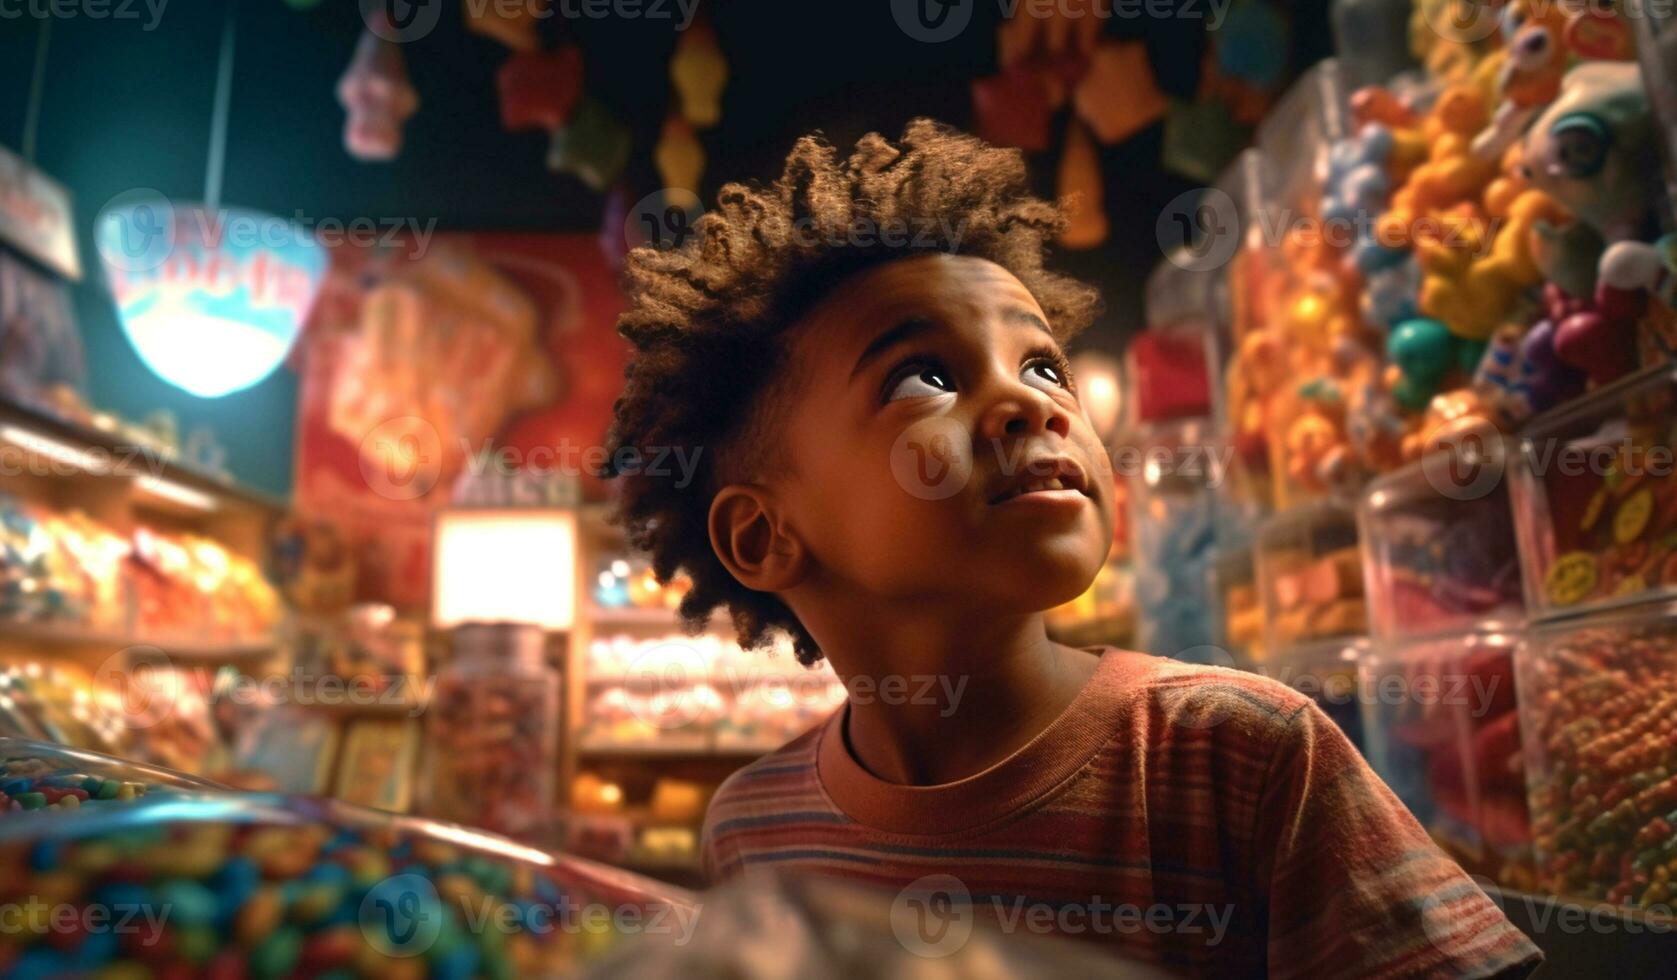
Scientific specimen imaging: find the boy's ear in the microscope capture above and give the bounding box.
[707,484,807,593]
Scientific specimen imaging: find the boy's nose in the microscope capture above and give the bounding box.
[979,388,1071,441]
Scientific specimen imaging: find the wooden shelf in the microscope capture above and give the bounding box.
[0,397,284,516]
[0,618,276,665]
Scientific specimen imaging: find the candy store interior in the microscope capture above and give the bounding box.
[0,0,1676,975]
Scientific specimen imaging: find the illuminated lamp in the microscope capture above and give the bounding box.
[94,203,326,398]
[432,507,578,631]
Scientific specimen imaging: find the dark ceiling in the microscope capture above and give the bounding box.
[0,0,1330,493]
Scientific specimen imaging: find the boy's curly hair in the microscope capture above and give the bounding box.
[604,119,1101,666]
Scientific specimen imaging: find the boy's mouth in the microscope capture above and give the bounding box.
[987,456,1090,505]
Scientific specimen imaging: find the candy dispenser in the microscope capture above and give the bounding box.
[1516,603,1677,913]
[1128,417,1226,659]
[1359,438,1525,640]
[0,739,692,978]
[1510,363,1677,619]
[423,623,560,841]
[1359,632,1531,886]
[1255,502,1367,653]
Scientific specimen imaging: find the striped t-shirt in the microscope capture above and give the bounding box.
[702,648,1541,978]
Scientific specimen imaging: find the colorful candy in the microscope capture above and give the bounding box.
[0,784,691,978]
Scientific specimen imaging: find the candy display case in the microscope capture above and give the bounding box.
[1255,502,1367,653]
[1208,544,1263,665]
[0,739,694,978]
[422,623,560,841]
[1359,631,1531,885]
[1515,602,1677,913]
[1,736,215,815]
[1630,1,1677,227]
[1128,417,1227,657]
[1358,439,1525,641]
[1509,364,1677,620]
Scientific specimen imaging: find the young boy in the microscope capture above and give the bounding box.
[605,121,1540,978]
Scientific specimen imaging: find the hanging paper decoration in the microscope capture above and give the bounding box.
[1074,41,1168,145]
[547,98,632,191]
[337,26,418,161]
[94,204,327,397]
[670,19,727,129]
[971,68,1052,153]
[654,116,705,194]
[497,45,584,132]
[1057,122,1107,250]
[464,0,541,51]
[996,2,1099,68]
[1162,98,1245,184]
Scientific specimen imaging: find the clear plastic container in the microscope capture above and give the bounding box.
[1,735,214,817]
[0,738,693,977]
[1330,0,1418,90]
[1360,632,1531,885]
[1129,418,1226,659]
[1209,545,1263,665]
[1630,3,1677,213]
[1510,364,1677,620]
[1255,503,1367,653]
[1515,602,1677,913]
[1358,439,1525,641]
[423,623,560,840]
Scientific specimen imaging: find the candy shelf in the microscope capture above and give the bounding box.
[565,505,843,854]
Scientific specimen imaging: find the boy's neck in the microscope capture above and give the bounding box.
[814,608,1101,786]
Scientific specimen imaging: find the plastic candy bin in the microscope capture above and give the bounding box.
[1510,363,1677,619]
[1515,602,1677,913]
[1359,631,1531,885]
[1358,439,1525,641]
[1256,503,1368,652]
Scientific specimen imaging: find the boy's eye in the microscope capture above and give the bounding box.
[885,365,956,402]
[1022,358,1070,393]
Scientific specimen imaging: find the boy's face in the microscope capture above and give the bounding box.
[767,253,1115,615]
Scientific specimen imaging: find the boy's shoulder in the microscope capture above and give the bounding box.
[1103,648,1320,743]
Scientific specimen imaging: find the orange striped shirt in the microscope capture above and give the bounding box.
[702,649,1541,978]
